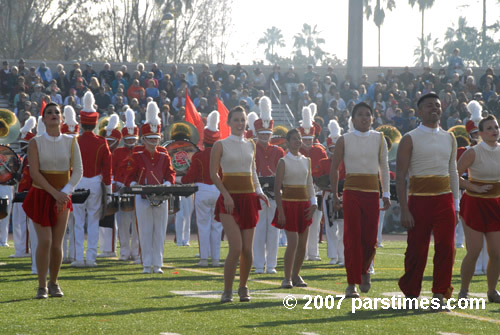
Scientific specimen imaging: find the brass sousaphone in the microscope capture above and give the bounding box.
[270,125,289,151]
[163,121,200,214]
[95,115,125,138]
[0,109,21,218]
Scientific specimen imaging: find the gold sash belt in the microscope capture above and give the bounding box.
[344,174,379,193]
[33,170,70,191]
[409,175,451,196]
[222,173,255,194]
[466,178,500,198]
[282,185,308,201]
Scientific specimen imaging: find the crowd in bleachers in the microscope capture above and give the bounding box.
[1,55,499,140]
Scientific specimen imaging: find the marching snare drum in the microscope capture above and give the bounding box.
[0,195,9,220]
[119,195,135,212]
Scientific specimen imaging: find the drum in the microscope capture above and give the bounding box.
[168,195,180,214]
[0,145,21,185]
[0,195,9,219]
[120,195,135,212]
[164,140,199,176]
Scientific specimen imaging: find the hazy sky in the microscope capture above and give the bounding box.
[227,0,500,66]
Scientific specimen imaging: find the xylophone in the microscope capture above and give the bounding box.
[120,184,198,207]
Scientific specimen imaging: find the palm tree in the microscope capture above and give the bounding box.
[408,0,436,67]
[413,33,442,67]
[293,23,326,65]
[364,0,396,67]
[258,26,286,63]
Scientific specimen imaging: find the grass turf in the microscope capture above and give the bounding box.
[1,237,500,334]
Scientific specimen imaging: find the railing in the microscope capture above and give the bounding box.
[270,78,295,129]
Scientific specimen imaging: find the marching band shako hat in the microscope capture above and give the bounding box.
[105,114,122,142]
[254,96,273,134]
[298,106,315,139]
[141,101,161,139]
[326,119,341,148]
[122,108,139,139]
[61,105,79,135]
[203,110,220,145]
[465,120,478,134]
[80,91,99,126]
[19,116,36,142]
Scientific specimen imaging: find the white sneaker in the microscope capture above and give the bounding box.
[133,258,142,264]
[474,269,485,276]
[266,268,277,274]
[70,260,86,268]
[338,260,345,267]
[86,260,97,267]
[255,268,265,274]
[118,255,129,261]
[198,259,209,267]
[97,252,116,258]
[455,244,464,249]
[377,243,384,248]
[309,256,322,261]
[143,266,152,274]
[329,258,338,265]
[153,266,164,274]
[8,252,31,258]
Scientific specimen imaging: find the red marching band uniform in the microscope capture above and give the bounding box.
[124,101,176,274]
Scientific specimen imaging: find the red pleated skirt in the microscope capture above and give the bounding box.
[23,187,72,227]
[460,193,500,233]
[214,192,261,230]
[272,200,312,233]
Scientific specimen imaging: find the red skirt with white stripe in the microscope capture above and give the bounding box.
[272,200,312,233]
[460,193,500,233]
[214,192,261,230]
[23,187,72,227]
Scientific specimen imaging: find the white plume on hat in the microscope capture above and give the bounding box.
[259,96,272,129]
[247,111,259,135]
[328,119,341,141]
[125,108,136,135]
[145,101,161,133]
[63,105,78,132]
[308,103,317,119]
[105,114,119,136]
[206,110,219,132]
[301,106,313,130]
[20,116,36,136]
[467,100,482,125]
[37,116,46,135]
[82,91,96,113]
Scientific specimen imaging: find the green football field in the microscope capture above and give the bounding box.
[1,235,499,334]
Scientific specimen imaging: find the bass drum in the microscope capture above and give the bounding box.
[164,140,199,176]
[0,145,21,185]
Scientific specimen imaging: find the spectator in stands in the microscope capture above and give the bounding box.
[283,65,300,100]
[49,87,63,105]
[70,69,88,88]
[35,62,52,86]
[136,63,148,84]
[267,64,282,89]
[31,83,44,107]
[93,87,110,114]
[197,97,210,117]
[68,61,81,83]
[326,65,338,85]
[159,74,176,101]
[223,74,237,94]
[385,99,398,122]
[14,95,30,117]
[212,63,227,85]
[238,89,254,110]
[112,71,128,94]
[112,87,128,106]
[170,64,182,90]
[73,78,87,98]
[0,61,10,97]
[446,109,461,129]
[339,80,351,102]
[303,64,317,87]
[145,79,159,99]
[82,63,97,83]
[120,65,130,83]
[448,48,465,77]
[464,75,478,99]
[185,66,197,88]
[11,76,28,102]
[145,72,159,88]
[229,62,248,83]
[18,58,29,78]
[392,108,405,132]
[399,66,415,89]
[127,79,145,101]
[421,66,436,84]
[171,88,185,114]
[99,63,115,87]
[487,92,500,118]
[151,63,163,81]
[88,77,100,96]
[64,88,81,107]
[114,95,125,112]
[253,68,266,91]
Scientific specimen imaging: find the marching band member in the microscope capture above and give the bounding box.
[299,105,327,261]
[98,114,122,257]
[124,101,176,274]
[457,114,500,303]
[273,128,317,288]
[210,106,269,303]
[397,93,459,306]
[61,105,79,264]
[9,116,36,257]
[181,111,222,267]
[330,102,390,298]
[320,120,345,266]
[72,91,112,268]
[252,96,285,274]
[23,102,83,299]
[114,108,140,262]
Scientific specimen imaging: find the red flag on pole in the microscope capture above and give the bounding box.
[184,88,204,146]
[216,97,230,139]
